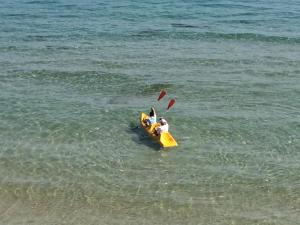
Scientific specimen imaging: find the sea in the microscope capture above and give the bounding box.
[0,0,299,224]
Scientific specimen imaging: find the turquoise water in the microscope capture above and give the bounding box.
[1,0,300,224]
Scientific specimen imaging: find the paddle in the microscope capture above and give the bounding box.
[157,89,166,101]
[148,90,166,125]
[166,98,175,110]
[159,98,175,120]
[131,90,167,130]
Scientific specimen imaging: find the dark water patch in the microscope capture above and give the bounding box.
[172,58,257,67]
[12,70,128,83]
[0,46,19,51]
[25,0,59,4]
[262,71,295,78]
[2,13,48,19]
[3,13,29,17]
[260,58,300,68]
[160,13,198,20]
[130,30,172,39]
[45,45,74,50]
[220,19,263,24]
[1,27,20,33]
[91,60,125,69]
[106,96,133,105]
[229,12,262,17]
[60,4,78,10]
[131,29,167,38]
[139,83,174,95]
[130,83,183,98]
[5,70,174,100]
[198,3,271,11]
[91,60,149,70]
[7,70,144,96]
[129,123,161,151]
[199,32,300,44]
[57,14,79,18]
[23,34,65,42]
[171,23,199,28]
[129,30,300,44]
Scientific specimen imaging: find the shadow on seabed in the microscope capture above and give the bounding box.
[128,121,161,151]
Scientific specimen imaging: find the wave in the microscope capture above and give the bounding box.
[15,30,299,45]
[205,32,300,43]
[130,30,300,44]
[219,19,266,25]
[25,0,58,4]
[171,23,199,28]
[57,14,79,18]
[2,13,47,19]
[22,34,65,42]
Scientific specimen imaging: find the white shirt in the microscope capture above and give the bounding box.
[148,115,156,124]
[156,123,169,134]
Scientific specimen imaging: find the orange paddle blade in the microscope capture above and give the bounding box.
[167,98,175,110]
[157,90,166,101]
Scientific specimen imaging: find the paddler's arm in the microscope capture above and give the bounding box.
[151,107,156,116]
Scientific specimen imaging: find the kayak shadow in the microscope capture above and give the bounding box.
[128,122,161,151]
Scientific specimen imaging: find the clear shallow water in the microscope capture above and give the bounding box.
[0,0,300,224]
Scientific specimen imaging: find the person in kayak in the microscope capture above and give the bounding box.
[144,107,157,126]
[155,117,169,135]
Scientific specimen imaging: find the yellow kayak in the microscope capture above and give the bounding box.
[140,112,178,148]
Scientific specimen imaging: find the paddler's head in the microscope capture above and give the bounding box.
[150,107,155,117]
[159,117,167,125]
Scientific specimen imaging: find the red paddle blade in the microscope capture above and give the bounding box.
[167,98,175,110]
[157,90,166,101]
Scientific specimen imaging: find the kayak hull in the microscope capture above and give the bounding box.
[140,112,178,148]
